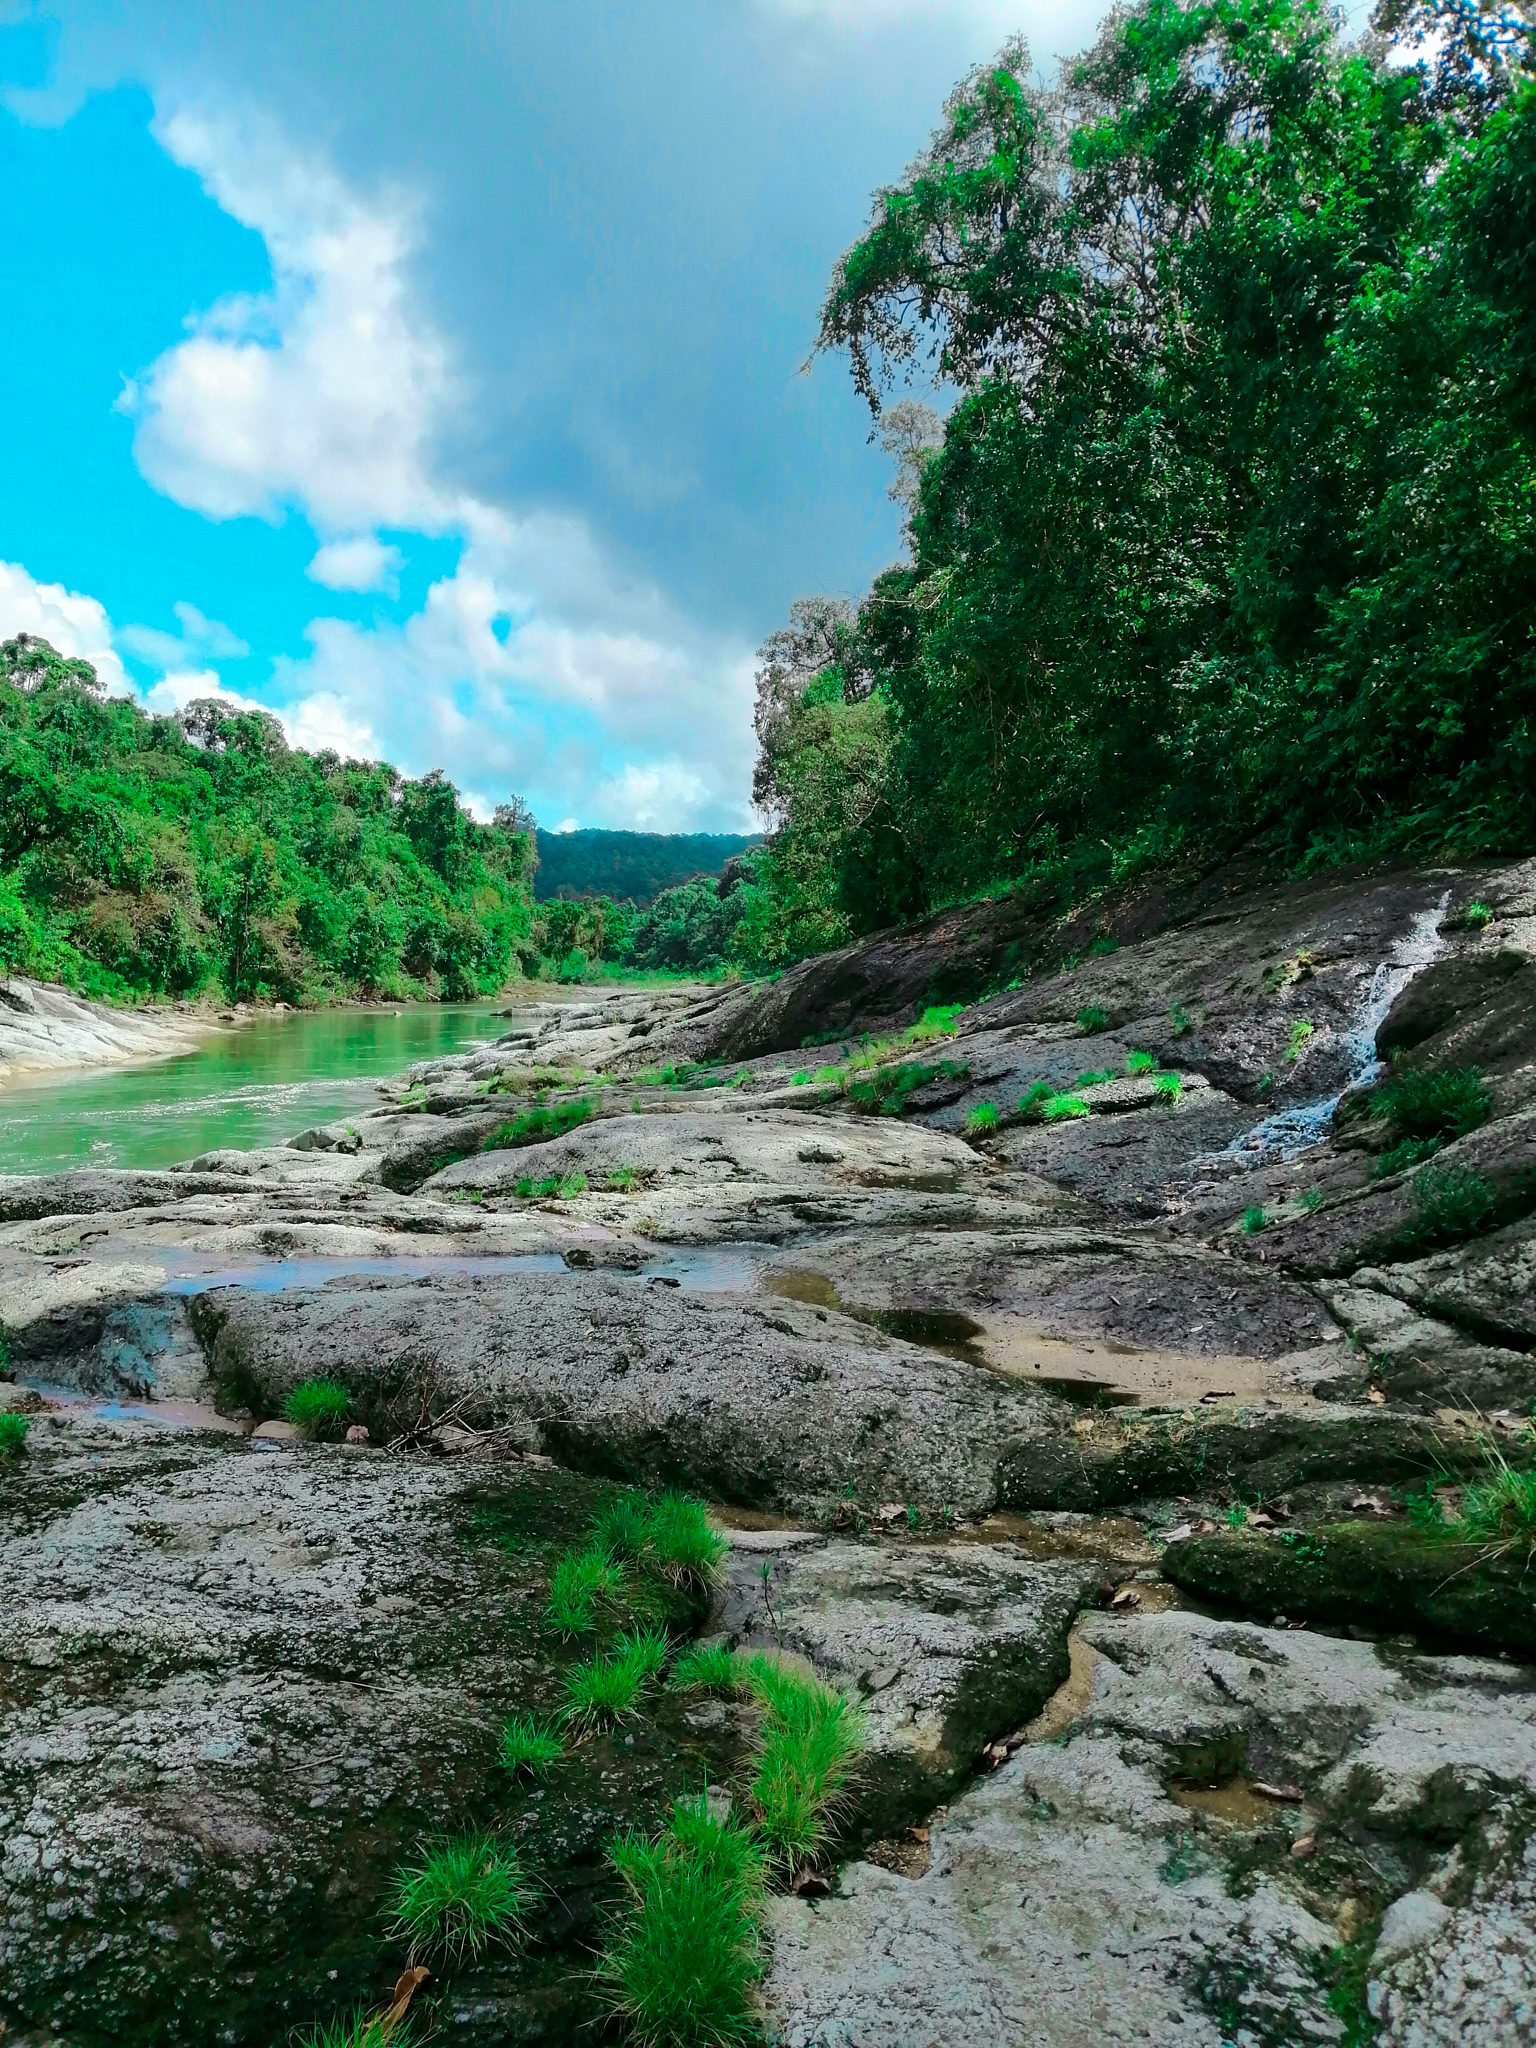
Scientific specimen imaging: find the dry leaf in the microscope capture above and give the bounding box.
[1367,1388,1386,1405]
[379,1966,430,2042]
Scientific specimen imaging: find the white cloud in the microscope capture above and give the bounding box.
[120,107,453,534]
[307,536,403,593]
[141,667,249,715]
[0,559,132,695]
[753,0,1023,30]
[120,599,249,669]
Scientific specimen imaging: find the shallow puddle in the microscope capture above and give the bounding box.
[1170,1774,1290,1829]
[762,1269,990,1364]
[155,1240,777,1297]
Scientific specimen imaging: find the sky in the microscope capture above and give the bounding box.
[0,0,1115,832]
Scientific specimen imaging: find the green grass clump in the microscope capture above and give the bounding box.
[389,1833,531,1963]
[645,1492,729,1588]
[1410,1163,1497,1245]
[1077,1004,1110,1034]
[1285,1019,1314,1061]
[1240,1205,1267,1234]
[593,1487,655,1562]
[1380,1065,1491,1143]
[964,1102,999,1134]
[1042,1093,1091,1122]
[1125,1049,1157,1075]
[485,1097,598,1152]
[595,1795,768,2048]
[547,1547,625,1635]
[0,1412,30,1457]
[1170,1004,1192,1037]
[1301,1185,1324,1212]
[282,1378,350,1438]
[1457,1460,1536,1543]
[791,1069,810,1085]
[845,1057,968,1117]
[1465,900,1493,928]
[605,1164,649,1192]
[500,1712,564,1778]
[903,1003,964,1044]
[1073,1067,1116,1090]
[742,1657,863,1871]
[670,1642,745,1694]
[513,1169,589,1200]
[1152,1071,1183,1103]
[564,1625,670,1728]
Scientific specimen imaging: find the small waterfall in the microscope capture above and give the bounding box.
[1206,892,1451,1167]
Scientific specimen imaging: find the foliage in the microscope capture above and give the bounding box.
[670,1643,746,1694]
[1379,1065,1492,1142]
[500,1713,565,1778]
[282,1378,350,1438]
[0,639,535,1003]
[388,1834,531,1963]
[564,1626,671,1727]
[1076,1006,1109,1035]
[965,1101,1000,1132]
[1241,1206,1268,1235]
[594,1796,768,2048]
[533,829,759,905]
[1125,1050,1156,1075]
[0,1413,29,1457]
[1458,1454,1536,1542]
[736,0,1536,961]
[1153,1072,1184,1103]
[1409,1162,1498,1243]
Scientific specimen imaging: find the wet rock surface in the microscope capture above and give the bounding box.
[2,855,1535,2044]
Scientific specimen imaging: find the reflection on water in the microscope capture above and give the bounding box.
[0,1004,515,1176]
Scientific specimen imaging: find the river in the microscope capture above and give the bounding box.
[0,1003,516,1176]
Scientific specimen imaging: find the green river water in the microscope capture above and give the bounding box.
[0,1003,516,1177]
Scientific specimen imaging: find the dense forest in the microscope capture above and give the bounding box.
[0,634,538,1003]
[738,0,1536,967]
[534,829,760,904]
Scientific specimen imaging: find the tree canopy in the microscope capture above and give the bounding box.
[745,0,1536,959]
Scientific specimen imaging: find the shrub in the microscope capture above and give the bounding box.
[670,1643,744,1694]
[1152,1072,1183,1104]
[1411,1163,1497,1245]
[1240,1206,1267,1234]
[547,1547,624,1635]
[1077,1005,1109,1034]
[964,1102,999,1134]
[0,1413,29,1457]
[283,1378,350,1439]
[1380,1066,1491,1143]
[594,1796,767,2048]
[500,1713,564,1778]
[1125,1050,1156,1075]
[743,1657,863,1871]
[389,1833,531,1963]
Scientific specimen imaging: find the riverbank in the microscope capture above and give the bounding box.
[0,976,226,1082]
[1,855,1533,2047]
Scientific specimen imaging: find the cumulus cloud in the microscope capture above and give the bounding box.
[307,536,404,593]
[0,559,132,694]
[120,107,453,534]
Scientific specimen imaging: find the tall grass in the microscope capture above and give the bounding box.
[0,1413,29,1457]
[564,1625,670,1728]
[594,1795,767,2048]
[546,1547,624,1635]
[500,1713,564,1778]
[742,1657,863,1872]
[283,1378,351,1438]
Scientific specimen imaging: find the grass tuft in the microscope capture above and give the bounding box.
[389,1832,531,1963]
[546,1546,624,1635]
[485,1097,599,1152]
[1240,1205,1267,1234]
[644,1492,730,1588]
[0,1412,30,1457]
[742,1657,863,1871]
[283,1378,350,1438]
[1076,1004,1109,1034]
[564,1625,670,1728]
[1152,1071,1183,1104]
[500,1712,564,1778]
[1125,1049,1157,1074]
[1042,1092,1091,1122]
[1458,1458,1536,1543]
[514,1169,588,1200]
[594,1796,767,2048]
[1465,900,1493,928]
[964,1101,999,1134]
[670,1642,745,1694]
[294,2010,413,2048]
[1410,1162,1497,1245]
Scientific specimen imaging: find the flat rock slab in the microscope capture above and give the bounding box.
[191,1270,1068,1518]
[767,1607,1536,2048]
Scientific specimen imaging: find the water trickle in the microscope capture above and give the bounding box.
[1209,893,1450,1167]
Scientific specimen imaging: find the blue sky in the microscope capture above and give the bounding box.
[0,0,1111,830]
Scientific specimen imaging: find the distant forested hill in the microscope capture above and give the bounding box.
[534,829,761,904]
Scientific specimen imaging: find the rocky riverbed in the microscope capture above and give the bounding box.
[2,856,1534,2045]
